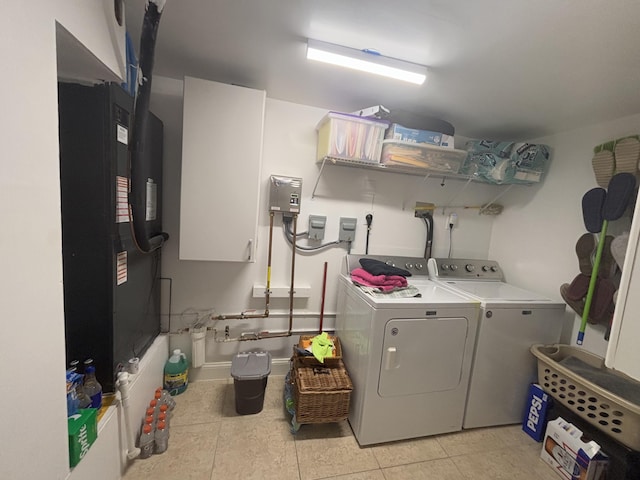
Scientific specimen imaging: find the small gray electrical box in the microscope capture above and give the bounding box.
[269,175,302,213]
[339,217,357,242]
[308,215,327,240]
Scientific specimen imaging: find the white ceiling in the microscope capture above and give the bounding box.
[125,0,640,140]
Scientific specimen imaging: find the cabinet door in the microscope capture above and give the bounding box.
[605,192,640,379]
[179,77,265,261]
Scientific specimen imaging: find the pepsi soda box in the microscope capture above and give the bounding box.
[523,383,552,441]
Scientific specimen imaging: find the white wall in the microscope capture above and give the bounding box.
[3,2,638,476]
[157,78,640,368]
[489,113,640,356]
[151,79,506,365]
[0,2,125,479]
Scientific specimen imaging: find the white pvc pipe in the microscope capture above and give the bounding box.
[116,372,141,460]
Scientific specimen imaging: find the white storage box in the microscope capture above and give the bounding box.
[385,123,442,146]
[316,112,388,163]
[541,417,608,480]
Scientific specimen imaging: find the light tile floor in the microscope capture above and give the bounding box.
[123,376,559,480]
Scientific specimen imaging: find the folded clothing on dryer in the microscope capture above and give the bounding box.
[359,258,412,277]
[356,284,421,298]
[350,267,408,292]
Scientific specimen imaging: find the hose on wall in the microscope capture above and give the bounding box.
[129,0,168,253]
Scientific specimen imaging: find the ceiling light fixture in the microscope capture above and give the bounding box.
[306,39,427,85]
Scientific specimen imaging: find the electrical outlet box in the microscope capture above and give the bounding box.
[269,175,302,213]
[414,201,435,218]
[308,215,326,240]
[339,217,357,242]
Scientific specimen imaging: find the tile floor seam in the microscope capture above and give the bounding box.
[172,419,223,428]
[435,437,511,458]
[293,432,303,480]
[207,425,222,480]
[316,468,385,480]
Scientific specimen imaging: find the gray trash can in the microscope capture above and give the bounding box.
[230,351,272,415]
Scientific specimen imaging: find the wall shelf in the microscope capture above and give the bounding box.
[312,146,477,199]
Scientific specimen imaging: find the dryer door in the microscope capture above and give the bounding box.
[378,317,469,397]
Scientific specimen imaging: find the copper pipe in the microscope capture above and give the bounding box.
[212,212,275,321]
[319,261,328,333]
[265,211,274,315]
[288,214,297,334]
[215,312,268,320]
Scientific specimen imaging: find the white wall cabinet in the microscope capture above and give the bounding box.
[56,0,127,82]
[179,76,266,261]
[605,191,640,380]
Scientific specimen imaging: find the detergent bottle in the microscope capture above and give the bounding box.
[163,349,189,396]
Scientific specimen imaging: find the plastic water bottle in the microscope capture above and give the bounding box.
[145,406,156,421]
[161,389,177,412]
[138,424,155,459]
[154,421,169,454]
[158,405,170,432]
[82,365,103,409]
[67,361,91,408]
[157,412,169,438]
[76,382,92,409]
[163,349,189,396]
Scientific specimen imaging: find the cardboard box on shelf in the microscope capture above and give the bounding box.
[350,105,390,119]
[385,123,442,146]
[541,417,608,480]
[440,133,455,149]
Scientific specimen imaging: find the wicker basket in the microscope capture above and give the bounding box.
[293,358,353,424]
[531,344,640,450]
[295,335,343,367]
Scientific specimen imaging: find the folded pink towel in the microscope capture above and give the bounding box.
[350,268,408,291]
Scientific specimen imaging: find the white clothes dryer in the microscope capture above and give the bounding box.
[335,255,479,446]
[427,257,565,429]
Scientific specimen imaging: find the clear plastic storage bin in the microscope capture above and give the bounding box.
[316,112,388,164]
[380,140,465,173]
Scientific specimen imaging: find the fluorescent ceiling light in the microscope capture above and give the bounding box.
[306,39,427,85]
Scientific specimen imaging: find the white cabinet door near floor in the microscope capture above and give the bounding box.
[180,77,265,262]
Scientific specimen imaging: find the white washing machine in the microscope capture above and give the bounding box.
[335,255,479,446]
[427,257,565,429]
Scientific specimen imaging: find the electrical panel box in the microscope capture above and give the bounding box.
[339,217,357,242]
[308,215,327,240]
[269,175,302,213]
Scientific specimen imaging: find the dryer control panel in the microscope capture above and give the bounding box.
[343,254,431,276]
[428,258,504,281]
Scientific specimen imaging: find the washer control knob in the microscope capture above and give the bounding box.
[450,264,458,271]
[385,261,395,267]
[482,265,490,272]
[490,266,498,272]
[415,263,423,270]
[465,264,475,272]
[441,264,449,270]
[405,263,413,270]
